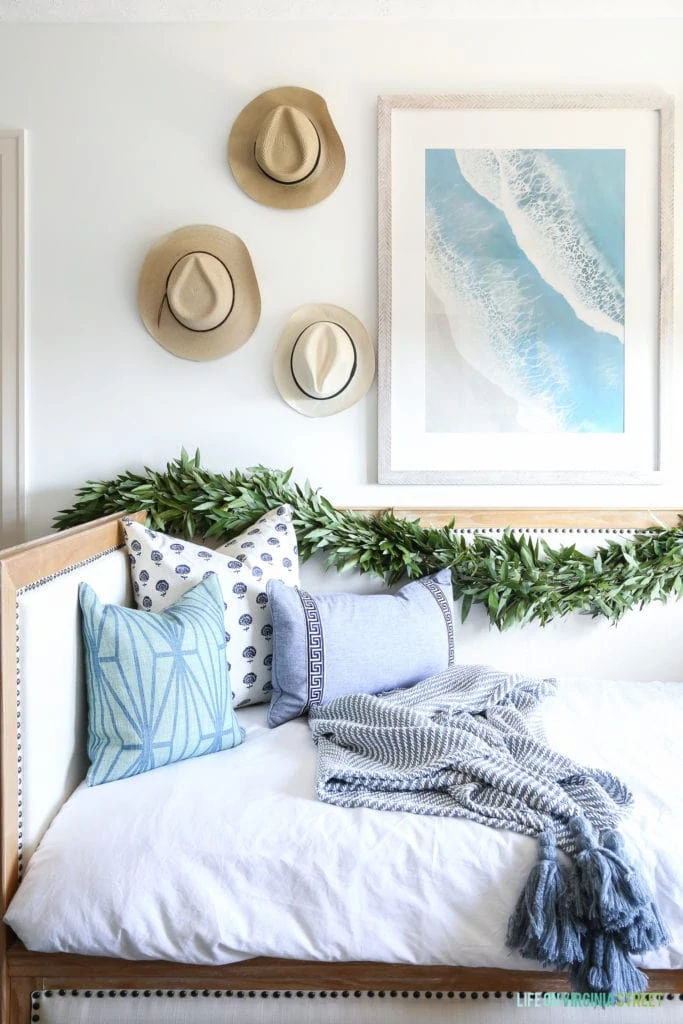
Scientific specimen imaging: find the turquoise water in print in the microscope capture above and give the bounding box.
[425,148,625,434]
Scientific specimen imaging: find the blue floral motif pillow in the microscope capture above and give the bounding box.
[123,506,299,707]
[80,574,244,786]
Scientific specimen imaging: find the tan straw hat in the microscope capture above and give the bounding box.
[274,304,375,417]
[228,87,345,210]
[138,225,261,361]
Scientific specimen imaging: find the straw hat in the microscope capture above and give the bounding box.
[228,87,345,209]
[274,304,375,417]
[138,225,261,360]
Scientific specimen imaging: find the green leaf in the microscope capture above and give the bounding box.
[519,544,535,570]
[50,450,683,633]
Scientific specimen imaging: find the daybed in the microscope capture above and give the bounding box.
[2,508,683,1024]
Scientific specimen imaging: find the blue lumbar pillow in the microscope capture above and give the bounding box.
[267,568,455,727]
[79,573,244,786]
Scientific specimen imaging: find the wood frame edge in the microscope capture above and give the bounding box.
[0,511,146,1024]
[6,944,683,995]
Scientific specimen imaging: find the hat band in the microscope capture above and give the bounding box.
[253,135,322,186]
[161,251,235,333]
[290,326,357,401]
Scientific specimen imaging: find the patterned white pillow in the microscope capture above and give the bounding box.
[122,505,299,707]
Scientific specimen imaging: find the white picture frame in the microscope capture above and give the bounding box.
[377,92,674,485]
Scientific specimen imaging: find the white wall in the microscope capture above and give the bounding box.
[0,18,681,538]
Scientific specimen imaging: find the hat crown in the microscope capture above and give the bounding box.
[254,105,321,185]
[166,252,234,332]
[291,321,356,400]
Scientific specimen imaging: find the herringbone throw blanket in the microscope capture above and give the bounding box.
[308,664,631,852]
[308,665,669,993]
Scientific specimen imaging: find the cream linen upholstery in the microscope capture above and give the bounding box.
[17,545,131,868]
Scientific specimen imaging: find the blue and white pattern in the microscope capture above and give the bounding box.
[309,664,632,852]
[418,576,455,666]
[309,665,671,988]
[425,148,625,434]
[123,506,299,707]
[79,574,244,787]
[296,589,325,711]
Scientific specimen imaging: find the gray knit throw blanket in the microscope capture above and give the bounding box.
[308,665,669,994]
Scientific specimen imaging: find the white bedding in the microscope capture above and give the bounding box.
[6,677,683,971]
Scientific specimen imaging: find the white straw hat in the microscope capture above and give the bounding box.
[228,87,345,210]
[138,225,261,361]
[274,304,375,417]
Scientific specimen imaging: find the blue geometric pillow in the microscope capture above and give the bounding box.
[79,574,244,786]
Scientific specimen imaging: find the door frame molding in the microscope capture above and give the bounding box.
[0,131,25,546]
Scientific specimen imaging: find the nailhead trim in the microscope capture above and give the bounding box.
[14,544,124,878]
[29,986,520,1016]
[458,526,636,536]
[15,598,22,876]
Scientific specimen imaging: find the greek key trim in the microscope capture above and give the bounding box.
[296,588,325,710]
[419,578,455,666]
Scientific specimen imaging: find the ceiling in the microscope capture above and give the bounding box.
[0,0,681,20]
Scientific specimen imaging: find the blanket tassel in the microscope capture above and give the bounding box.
[569,816,647,932]
[602,830,670,954]
[570,931,648,994]
[506,830,583,967]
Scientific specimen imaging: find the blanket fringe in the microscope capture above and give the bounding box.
[569,816,646,931]
[569,931,648,994]
[602,830,671,954]
[506,830,583,967]
[507,820,668,993]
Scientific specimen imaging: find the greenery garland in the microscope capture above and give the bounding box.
[54,449,683,630]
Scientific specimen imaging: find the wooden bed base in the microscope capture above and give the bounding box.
[3,509,683,1023]
[6,945,683,1018]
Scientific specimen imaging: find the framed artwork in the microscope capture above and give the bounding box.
[377,92,674,484]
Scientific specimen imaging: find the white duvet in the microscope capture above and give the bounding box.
[5,677,683,971]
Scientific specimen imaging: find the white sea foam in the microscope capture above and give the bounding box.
[596,348,624,393]
[455,148,625,343]
[533,339,572,401]
[425,205,570,433]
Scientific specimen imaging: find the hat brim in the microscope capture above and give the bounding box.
[274,303,375,417]
[138,225,261,361]
[228,87,346,210]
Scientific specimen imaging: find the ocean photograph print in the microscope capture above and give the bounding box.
[377,92,674,484]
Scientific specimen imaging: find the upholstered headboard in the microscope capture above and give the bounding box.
[0,514,142,922]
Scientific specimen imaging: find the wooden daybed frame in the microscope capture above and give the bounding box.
[2,509,683,1023]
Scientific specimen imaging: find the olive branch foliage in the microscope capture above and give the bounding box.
[53,449,683,630]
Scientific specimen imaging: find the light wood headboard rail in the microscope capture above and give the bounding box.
[352,507,682,529]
